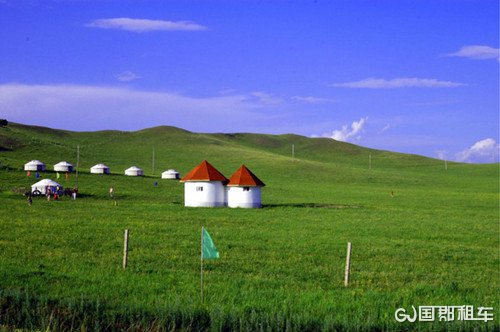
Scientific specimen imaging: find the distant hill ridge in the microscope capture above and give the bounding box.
[0,122,450,175]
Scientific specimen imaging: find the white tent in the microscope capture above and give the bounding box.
[161,169,180,179]
[125,166,144,176]
[54,161,74,172]
[24,160,45,171]
[31,179,63,195]
[90,164,110,174]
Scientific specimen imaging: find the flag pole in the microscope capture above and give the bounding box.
[75,145,80,188]
[200,226,204,303]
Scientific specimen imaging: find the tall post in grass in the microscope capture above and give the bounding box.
[444,159,448,171]
[152,147,155,176]
[200,227,204,303]
[292,144,295,162]
[369,154,372,170]
[344,242,352,287]
[75,145,80,188]
[123,229,129,269]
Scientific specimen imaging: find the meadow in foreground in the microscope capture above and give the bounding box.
[0,123,498,330]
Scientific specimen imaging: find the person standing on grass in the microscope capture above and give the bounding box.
[46,187,51,202]
[109,186,114,198]
[27,193,32,206]
[72,188,77,200]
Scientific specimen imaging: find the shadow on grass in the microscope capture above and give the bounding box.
[262,203,361,209]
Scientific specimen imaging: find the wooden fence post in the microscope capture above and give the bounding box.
[344,242,352,287]
[123,229,129,269]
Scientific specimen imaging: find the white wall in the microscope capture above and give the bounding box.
[54,165,73,172]
[184,181,227,207]
[125,170,143,176]
[24,164,45,171]
[227,186,262,208]
[91,168,109,174]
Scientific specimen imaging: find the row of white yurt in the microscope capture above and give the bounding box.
[24,160,73,172]
[24,160,180,178]
[180,160,265,209]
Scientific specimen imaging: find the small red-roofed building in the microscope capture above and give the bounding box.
[227,165,265,208]
[180,160,228,207]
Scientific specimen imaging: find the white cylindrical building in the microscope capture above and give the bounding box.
[125,166,144,176]
[161,169,180,179]
[90,163,110,174]
[227,165,265,208]
[24,160,46,172]
[53,161,74,172]
[180,160,228,207]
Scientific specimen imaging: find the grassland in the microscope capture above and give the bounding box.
[0,122,498,331]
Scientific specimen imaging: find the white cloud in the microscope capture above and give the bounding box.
[114,71,141,82]
[247,91,284,105]
[317,117,368,142]
[456,138,499,163]
[332,77,466,89]
[378,123,391,134]
[85,18,207,32]
[446,45,500,60]
[291,96,335,104]
[0,83,280,132]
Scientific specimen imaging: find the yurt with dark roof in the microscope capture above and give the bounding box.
[227,165,265,208]
[180,160,228,207]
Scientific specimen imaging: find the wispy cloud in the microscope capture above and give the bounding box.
[86,18,207,32]
[0,83,278,132]
[332,77,466,89]
[377,123,391,134]
[246,91,284,106]
[114,71,141,82]
[313,117,368,142]
[446,45,500,60]
[456,138,499,163]
[291,96,335,104]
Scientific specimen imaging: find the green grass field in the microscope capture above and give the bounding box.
[0,123,498,331]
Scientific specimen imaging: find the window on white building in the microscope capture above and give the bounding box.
[243,187,250,191]
[196,186,203,192]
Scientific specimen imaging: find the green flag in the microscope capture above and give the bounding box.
[202,227,219,259]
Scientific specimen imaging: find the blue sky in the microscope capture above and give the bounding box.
[1,0,498,163]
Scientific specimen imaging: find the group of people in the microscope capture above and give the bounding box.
[27,187,78,205]
[27,187,115,205]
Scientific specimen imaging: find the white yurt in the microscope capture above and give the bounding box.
[24,160,45,172]
[161,169,180,179]
[124,166,144,176]
[90,163,110,174]
[227,165,265,208]
[31,179,63,195]
[180,160,228,207]
[53,161,74,172]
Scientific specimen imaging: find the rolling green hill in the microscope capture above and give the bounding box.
[0,122,498,331]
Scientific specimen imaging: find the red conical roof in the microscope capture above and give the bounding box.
[227,165,265,187]
[180,160,228,183]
